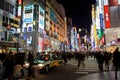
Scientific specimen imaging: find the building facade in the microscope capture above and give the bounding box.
[21,0,67,53]
[0,0,20,53]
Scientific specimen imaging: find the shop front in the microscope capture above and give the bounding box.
[0,41,18,54]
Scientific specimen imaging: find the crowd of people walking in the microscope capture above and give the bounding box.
[0,47,120,80]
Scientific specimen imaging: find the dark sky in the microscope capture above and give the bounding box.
[57,0,96,33]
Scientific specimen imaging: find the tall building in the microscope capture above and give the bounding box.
[21,0,67,53]
[21,0,45,53]
[0,0,20,53]
[45,0,66,51]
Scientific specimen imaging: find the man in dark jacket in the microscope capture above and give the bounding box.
[113,47,120,80]
[96,51,104,72]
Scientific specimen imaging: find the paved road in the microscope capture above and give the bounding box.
[76,71,120,80]
[9,57,118,80]
[67,57,100,74]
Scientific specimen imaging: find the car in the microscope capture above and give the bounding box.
[31,52,64,72]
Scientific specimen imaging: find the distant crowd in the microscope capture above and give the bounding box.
[0,48,120,80]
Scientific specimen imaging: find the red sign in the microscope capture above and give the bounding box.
[102,36,105,44]
[109,0,118,6]
[18,0,22,4]
[104,5,111,28]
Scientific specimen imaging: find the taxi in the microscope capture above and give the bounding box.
[32,52,64,72]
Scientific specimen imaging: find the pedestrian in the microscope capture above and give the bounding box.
[78,52,85,69]
[104,51,112,71]
[96,51,104,72]
[13,64,23,79]
[62,52,67,65]
[112,47,120,80]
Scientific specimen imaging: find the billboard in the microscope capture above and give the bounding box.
[38,6,45,33]
[17,0,22,17]
[104,5,111,28]
[109,0,118,6]
[22,4,34,32]
[110,6,120,28]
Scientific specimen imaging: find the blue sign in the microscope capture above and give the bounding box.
[39,19,44,25]
[28,27,32,32]
[25,4,33,10]
[100,14,104,30]
[69,44,72,49]
[24,18,32,23]
[23,35,27,40]
[24,27,27,32]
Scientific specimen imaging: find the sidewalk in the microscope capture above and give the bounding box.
[76,71,120,80]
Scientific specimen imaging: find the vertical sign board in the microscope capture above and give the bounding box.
[100,13,104,30]
[22,4,34,32]
[104,0,111,28]
[39,6,45,33]
[17,0,22,17]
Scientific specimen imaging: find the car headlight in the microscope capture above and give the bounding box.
[38,64,44,67]
[23,62,30,68]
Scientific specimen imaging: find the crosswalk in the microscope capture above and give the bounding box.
[67,57,100,74]
[75,68,99,74]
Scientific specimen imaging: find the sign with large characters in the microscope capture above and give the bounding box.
[22,4,34,32]
[104,0,111,28]
[17,0,22,17]
[38,6,45,33]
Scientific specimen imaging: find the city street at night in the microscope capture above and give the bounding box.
[0,0,120,80]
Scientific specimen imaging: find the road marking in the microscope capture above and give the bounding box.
[75,71,89,74]
[75,68,99,74]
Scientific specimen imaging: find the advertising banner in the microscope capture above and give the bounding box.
[17,0,22,17]
[109,6,120,28]
[39,6,45,32]
[109,0,118,6]
[104,5,111,28]
[22,4,34,32]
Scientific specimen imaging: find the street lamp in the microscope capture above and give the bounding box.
[79,28,87,35]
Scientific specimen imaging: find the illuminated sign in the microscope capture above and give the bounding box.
[100,14,104,30]
[18,6,21,17]
[109,0,118,6]
[39,6,45,31]
[22,4,34,32]
[104,0,109,5]
[104,5,111,28]
[17,0,22,17]
[18,0,22,4]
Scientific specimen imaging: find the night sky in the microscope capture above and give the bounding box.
[57,0,96,34]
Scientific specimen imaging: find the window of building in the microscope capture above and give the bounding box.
[0,0,4,10]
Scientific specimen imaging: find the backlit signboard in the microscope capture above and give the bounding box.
[100,14,104,30]
[104,5,111,28]
[22,4,34,32]
[39,6,45,32]
[17,0,22,17]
